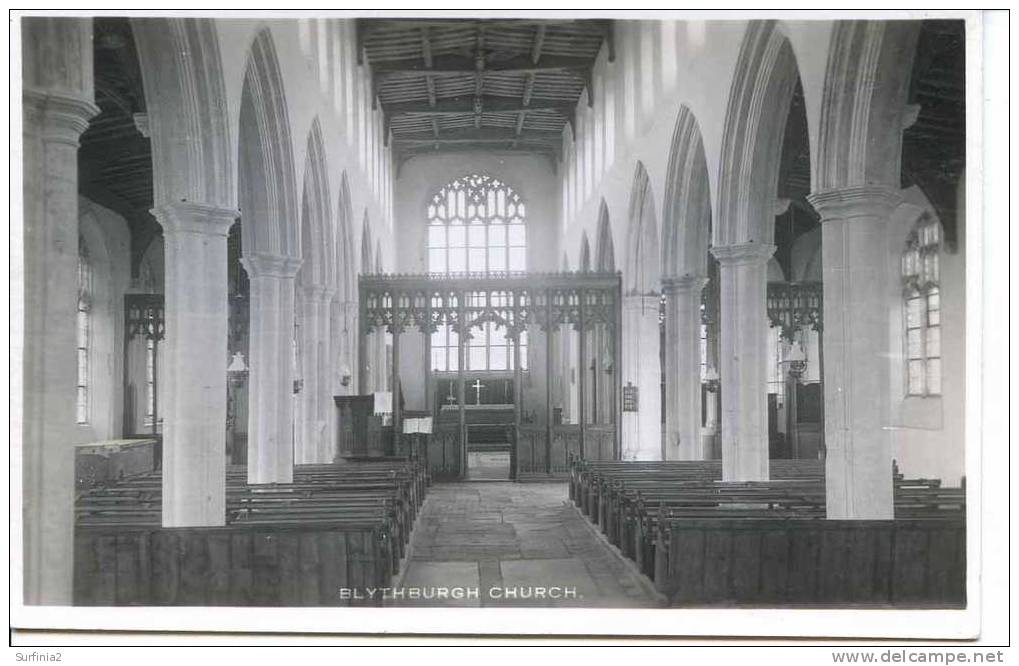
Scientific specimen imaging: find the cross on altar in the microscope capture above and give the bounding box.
[471,379,485,404]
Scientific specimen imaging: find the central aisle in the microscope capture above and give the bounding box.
[390,482,664,607]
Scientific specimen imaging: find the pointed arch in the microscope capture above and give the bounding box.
[360,210,374,274]
[624,161,660,293]
[579,232,592,272]
[815,21,920,191]
[299,117,332,287]
[132,18,234,208]
[661,106,712,279]
[716,21,804,246]
[238,28,299,256]
[336,171,356,300]
[595,199,615,272]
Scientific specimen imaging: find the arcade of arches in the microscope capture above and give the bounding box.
[21,16,966,605]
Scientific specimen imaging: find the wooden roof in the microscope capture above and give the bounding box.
[357,19,613,164]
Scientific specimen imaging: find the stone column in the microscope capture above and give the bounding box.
[620,294,662,460]
[242,251,301,484]
[711,243,775,481]
[154,203,238,527]
[316,287,336,463]
[662,275,708,460]
[294,284,321,465]
[21,17,99,603]
[808,186,900,519]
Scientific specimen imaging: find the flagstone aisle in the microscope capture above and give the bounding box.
[390,482,664,607]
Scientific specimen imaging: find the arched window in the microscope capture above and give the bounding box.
[901,214,942,396]
[428,174,528,372]
[427,174,527,275]
[76,237,92,424]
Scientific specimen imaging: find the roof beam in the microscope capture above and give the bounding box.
[420,27,433,68]
[384,97,573,117]
[361,19,605,33]
[372,54,591,80]
[530,24,547,64]
[394,127,563,145]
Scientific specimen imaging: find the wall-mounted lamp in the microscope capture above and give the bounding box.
[339,361,352,388]
[227,352,248,374]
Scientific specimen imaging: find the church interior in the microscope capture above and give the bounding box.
[20,16,967,608]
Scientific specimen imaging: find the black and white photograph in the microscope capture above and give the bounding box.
[9,7,1009,648]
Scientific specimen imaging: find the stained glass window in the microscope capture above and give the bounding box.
[901,214,943,397]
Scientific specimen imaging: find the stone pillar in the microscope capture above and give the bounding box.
[154,203,238,527]
[316,287,336,463]
[711,243,775,481]
[242,251,301,484]
[294,284,320,465]
[662,275,708,460]
[620,294,662,460]
[808,186,900,519]
[295,284,333,465]
[20,17,99,603]
[703,386,720,457]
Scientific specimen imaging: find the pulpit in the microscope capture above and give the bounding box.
[334,395,387,459]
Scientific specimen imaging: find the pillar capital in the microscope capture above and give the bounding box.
[710,242,776,266]
[661,274,709,295]
[807,186,902,221]
[241,251,302,279]
[23,88,99,146]
[151,202,239,236]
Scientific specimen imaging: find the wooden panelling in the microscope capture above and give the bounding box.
[664,519,965,607]
[75,525,389,606]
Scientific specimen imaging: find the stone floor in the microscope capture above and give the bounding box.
[389,482,665,608]
[466,451,511,480]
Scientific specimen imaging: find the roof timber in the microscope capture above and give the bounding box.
[359,18,610,163]
[384,96,574,117]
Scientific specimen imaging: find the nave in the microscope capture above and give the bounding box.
[393,482,660,608]
[20,15,967,609]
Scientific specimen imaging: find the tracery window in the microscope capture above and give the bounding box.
[144,339,156,426]
[427,174,527,275]
[901,214,942,396]
[76,237,92,424]
[427,174,528,372]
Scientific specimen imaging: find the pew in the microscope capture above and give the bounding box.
[74,458,428,606]
[567,457,966,607]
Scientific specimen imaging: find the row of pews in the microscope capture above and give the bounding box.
[74,458,429,606]
[569,458,966,607]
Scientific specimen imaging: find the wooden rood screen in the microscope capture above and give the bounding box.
[359,271,623,480]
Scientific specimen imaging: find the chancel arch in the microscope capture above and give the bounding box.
[238,28,302,485]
